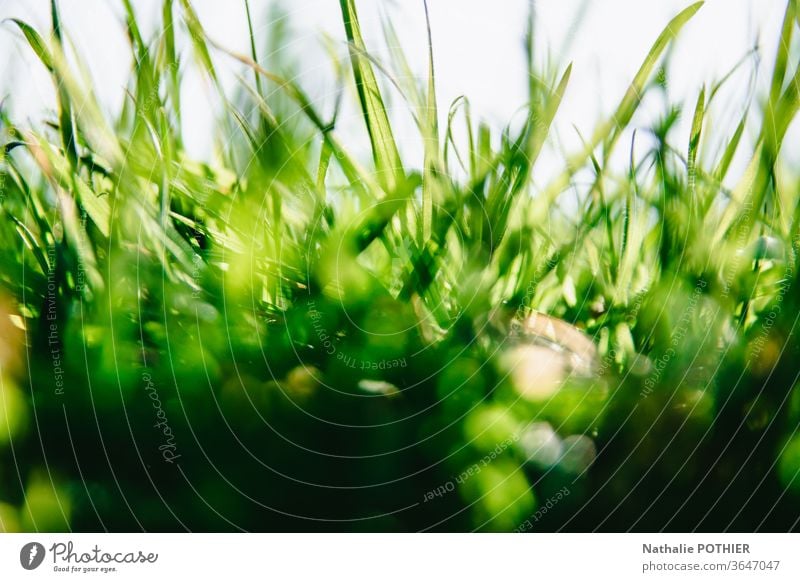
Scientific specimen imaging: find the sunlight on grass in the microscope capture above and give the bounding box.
[0,0,799,531]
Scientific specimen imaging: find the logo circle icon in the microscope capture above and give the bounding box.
[20,542,46,570]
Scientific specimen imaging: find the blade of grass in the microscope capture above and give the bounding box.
[49,43,123,166]
[212,41,382,196]
[162,0,182,136]
[713,115,746,182]
[25,132,111,239]
[420,0,439,246]
[178,0,219,84]
[484,64,571,253]
[5,13,80,170]
[716,1,800,243]
[687,86,705,200]
[50,0,79,170]
[769,0,797,107]
[5,19,53,70]
[538,1,703,209]
[243,0,263,98]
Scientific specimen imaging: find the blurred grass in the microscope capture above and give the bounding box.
[0,0,799,531]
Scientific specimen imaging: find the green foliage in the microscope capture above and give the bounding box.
[0,0,799,531]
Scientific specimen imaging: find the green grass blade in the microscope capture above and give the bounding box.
[716,3,800,243]
[714,116,746,181]
[50,0,80,169]
[162,0,182,133]
[339,0,403,190]
[5,19,53,71]
[6,13,80,170]
[526,63,572,174]
[49,44,123,166]
[687,86,705,199]
[604,1,704,153]
[539,1,703,208]
[243,0,263,98]
[353,174,422,252]
[8,213,50,276]
[421,0,439,245]
[25,133,111,238]
[769,0,797,107]
[178,0,218,83]
[483,64,571,253]
[212,42,381,195]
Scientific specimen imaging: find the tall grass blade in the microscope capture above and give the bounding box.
[50,0,79,169]
[687,86,705,199]
[162,0,182,134]
[421,0,439,245]
[5,19,53,71]
[539,1,703,207]
[716,0,800,243]
[178,0,218,83]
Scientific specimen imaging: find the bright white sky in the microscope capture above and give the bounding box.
[0,1,791,183]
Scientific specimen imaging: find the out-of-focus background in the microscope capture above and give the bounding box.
[0,1,788,181]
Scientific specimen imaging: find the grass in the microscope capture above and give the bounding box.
[0,0,799,531]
